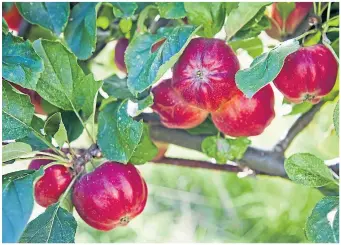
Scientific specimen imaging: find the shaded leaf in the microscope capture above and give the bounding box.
[306,196,339,243]
[184,3,225,38]
[276,2,295,21]
[186,118,219,136]
[285,153,335,187]
[236,39,300,98]
[2,81,34,140]
[3,17,8,33]
[225,2,270,41]
[285,102,313,116]
[2,169,43,243]
[64,2,97,60]
[20,203,77,243]
[16,2,69,35]
[2,142,32,163]
[126,25,199,95]
[98,100,143,163]
[2,32,44,90]
[61,111,83,142]
[102,75,133,99]
[130,124,158,164]
[157,2,186,19]
[44,112,68,147]
[111,2,138,18]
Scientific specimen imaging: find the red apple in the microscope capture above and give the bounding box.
[114,38,129,73]
[152,79,209,129]
[172,38,240,112]
[3,5,22,32]
[266,2,313,40]
[72,162,148,231]
[273,44,338,104]
[28,149,55,170]
[211,85,275,137]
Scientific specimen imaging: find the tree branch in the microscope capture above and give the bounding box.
[274,102,325,153]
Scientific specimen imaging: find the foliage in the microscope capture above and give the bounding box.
[1,1,339,243]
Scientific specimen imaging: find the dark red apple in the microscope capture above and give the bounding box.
[211,85,275,137]
[3,5,22,32]
[152,79,209,129]
[172,38,240,112]
[11,83,46,115]
[28,149,55,170]
[114,38,129,73]
[273,44,338,104]
[266,2,313,40]
[72,162,148,231]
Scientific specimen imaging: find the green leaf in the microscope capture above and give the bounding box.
[64,2,97,60]
[233,7,270,40]
[331,38,339,57]
[20,203,77,243]
[276,2,295,21]
[3,18,8,33]
[333,101,339,137]
[17,116,51,151]
[2,81,35,140]
[325,15,339,27]
[225,2,270,41]
[44,112,68,147]
[157,2,186,19]
[285,102,313,116]
[130,124,158,165]
[236,39,300,98]
[229,37,263,58]
[126,25,199,95]
[2,169,43,243]
[61,111,83,142]
[284,153,335,187]
[32,39,102,119]
[184,3,225,38]
[202,136,251,163]
[2,142,32,163]
[186,118,219,136]
[134,93,154,115]
[304,31,322,46]
[98,100,143,163]
[16,2,70,35]
[102,75,133,99]
[2,32,44,90]
[111,2,138,18]
[306,196,339,243]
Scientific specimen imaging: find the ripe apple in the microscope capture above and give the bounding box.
[28,150,72,207]
[211,85,275,137]
[3,5,22,32]
[114,38,129,74]
[152,79,209,129]
[266,2,313,40]
[72,162,148,231]
[172,38,240,112]
[273,44,338,104]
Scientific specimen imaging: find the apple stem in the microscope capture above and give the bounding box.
[73,144,102,173]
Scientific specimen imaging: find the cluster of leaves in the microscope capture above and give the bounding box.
[1,1,339,244]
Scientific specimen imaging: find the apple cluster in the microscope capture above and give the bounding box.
[28,151,148,231]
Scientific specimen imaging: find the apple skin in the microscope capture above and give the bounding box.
[3,5,22,32]
[266,2,313,40]
[28,150,73,207]
[114,38,129,74]
[273,44,338,104]
[151,39,166,53]
[152,79,209,129]
[172,38,240,112]
[211,85,275,137]
[72,162,148,231]
[11,83,46,115]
